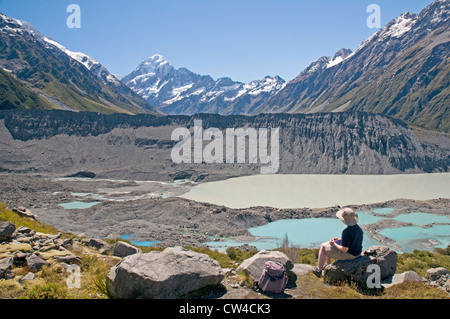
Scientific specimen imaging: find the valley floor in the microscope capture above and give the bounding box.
[0,173,448,251]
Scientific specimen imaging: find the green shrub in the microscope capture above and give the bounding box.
[185,246,236,268]
[23,283,68,299]
[397,246,450,277]
[226,247,258,264]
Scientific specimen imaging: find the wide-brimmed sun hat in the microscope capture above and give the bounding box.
[336,208,359,226]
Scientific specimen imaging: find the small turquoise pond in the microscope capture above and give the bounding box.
[120,235,161,247]
[58,201,100,210]
[379,224,450,251]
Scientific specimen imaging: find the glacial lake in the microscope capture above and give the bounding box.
[206,209,450,253]
[180,173,450,209]
[58,201,100,210]
[180,173,450,253]
[120,235,161,247]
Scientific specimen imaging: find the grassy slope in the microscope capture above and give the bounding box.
[1,30,157,115]
[0,202,448,299]
[0,68,57,110]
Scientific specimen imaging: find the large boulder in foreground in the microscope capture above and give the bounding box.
[323,246,397,288]
[106,246,224,299]
[236,250,293,281]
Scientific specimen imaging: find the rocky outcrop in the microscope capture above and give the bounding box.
[323,246,398,287]
[426,267,450,293]
[236,250,294,282]
[12,207,38,220]
[0,224,80,280]
[106,246,224,299]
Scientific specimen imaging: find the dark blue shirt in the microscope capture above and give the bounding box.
[341,224,363,256]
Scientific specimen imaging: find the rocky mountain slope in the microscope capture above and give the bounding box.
[0,109,448,182]
[122,54,286,115]
[0,13,161,115]
[255,0,449,133]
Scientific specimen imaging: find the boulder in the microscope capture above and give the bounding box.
[0,257,14,279]
[106,246,224,299]
[292,264,315,276]
[13,251,28,265]
[61,238,74,249]
[425,267,449,281]
[12,207,38,220]
[323,246,397,287]
[26,253,49,272]
[82,238,109,250]
[13,226,36,238]
[426,267,450,292]
[0,222,16,241]
[236,250,293,281]
[53,255,81,264]
[20,272,35,283]
[112,241,142,258]
[444,278,450,293]
[381,271,424,288]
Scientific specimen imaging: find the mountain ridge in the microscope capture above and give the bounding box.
[0,12,162,115]
[255,0,450,132]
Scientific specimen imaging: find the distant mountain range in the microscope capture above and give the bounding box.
[122,54,286,115]
[122,0,448,132]
[0,0,448,132]
[0,13,161,115]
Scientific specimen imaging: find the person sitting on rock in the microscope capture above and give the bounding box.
[313,208,363,277]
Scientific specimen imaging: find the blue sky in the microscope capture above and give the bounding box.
[0,0,434,83]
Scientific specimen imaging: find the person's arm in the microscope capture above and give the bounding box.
[330,238,349,252]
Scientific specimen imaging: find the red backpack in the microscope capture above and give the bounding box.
[257,261,288,294]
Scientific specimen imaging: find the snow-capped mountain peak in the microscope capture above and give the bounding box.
[123,55,286,115]
[380,12,418,39]
[138,54,170,72]
[144,54,168,66]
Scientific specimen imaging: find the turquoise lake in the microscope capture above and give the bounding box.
[206,210,450,253]
[58,201,100,210]
[120,235,161,247]
[180,174,450,253]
